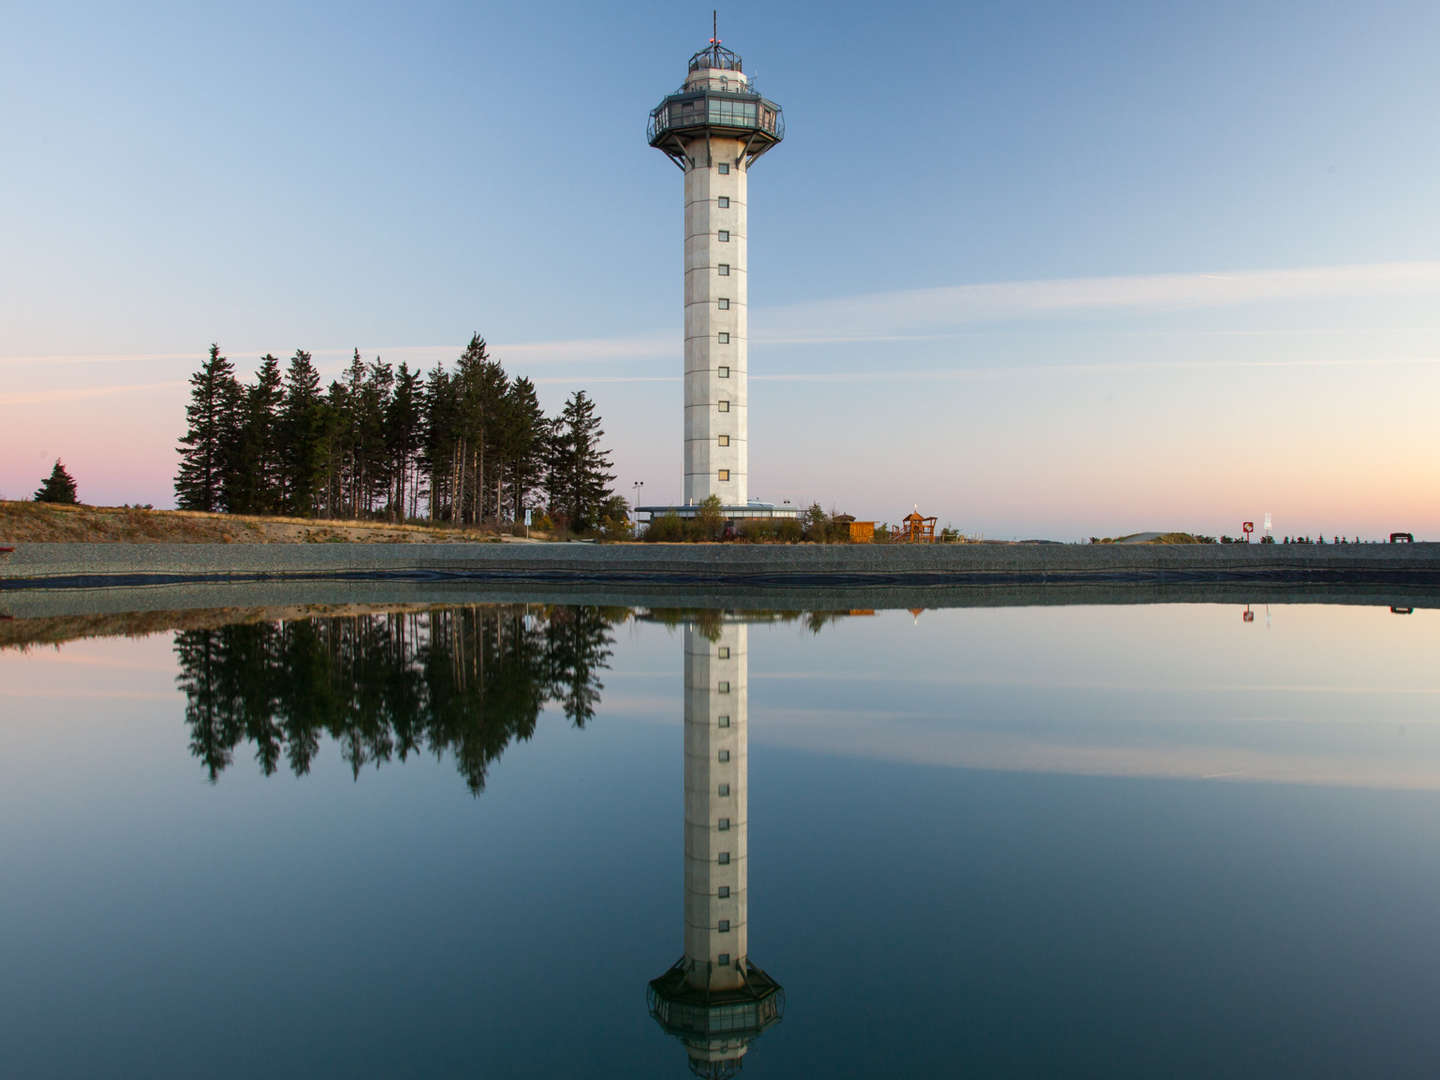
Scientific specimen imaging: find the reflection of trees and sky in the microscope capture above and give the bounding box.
[6,600,1440,1077]
[175,605,624,792]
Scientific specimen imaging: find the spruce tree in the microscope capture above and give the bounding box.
[386,362,424,520]
[547,390,615,532]
[454,334,509,524]
[33,459,79,504]
[277,349,327,517]
[175,344,239,511]
[503,376,548,522]
[249,354,286,513]
[422,364,457,521]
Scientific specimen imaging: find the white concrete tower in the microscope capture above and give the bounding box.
[648,31,783,511]
[649,619,783,1077]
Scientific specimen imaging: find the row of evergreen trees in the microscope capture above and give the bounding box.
[174,335,619,531]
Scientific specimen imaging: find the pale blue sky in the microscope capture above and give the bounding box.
[4,1,1438,537]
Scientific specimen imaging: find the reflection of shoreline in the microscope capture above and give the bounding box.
[6,582,1440,642]
[1,602,448,651]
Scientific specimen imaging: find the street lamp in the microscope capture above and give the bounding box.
[632,481,644,530]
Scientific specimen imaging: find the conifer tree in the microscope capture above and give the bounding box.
[547,390,615,531]
[248,354,286,513]
[386,362,424,520]
[175,344,239,511]
[502,376,548,522]
[422,364,458,521]
[454,334,509,524]
[277,349,326,516]
[33,459,79,504]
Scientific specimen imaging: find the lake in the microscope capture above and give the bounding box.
[2,598,1439,1077]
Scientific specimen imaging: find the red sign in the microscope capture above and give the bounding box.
[1242,521,1254,534]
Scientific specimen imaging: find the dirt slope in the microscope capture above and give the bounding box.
[0,502,520,544]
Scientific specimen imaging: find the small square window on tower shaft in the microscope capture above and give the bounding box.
[718,400,729,412]
[718,332,729,344]
[718,435,729,446]
[718,646,730,659]
[718,196,729,208]
[719,886,730,898]
[718,952,731,965]
[718,230,729,242]
[718,469,729,482]
[718,298,730,310]
[718,920,731,933]
[718,162,730,174]
[718,366,729,378]
[718,264,730,276]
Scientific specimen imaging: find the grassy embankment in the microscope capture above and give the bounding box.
[1090,532,1213,544]
[0,501,533,544]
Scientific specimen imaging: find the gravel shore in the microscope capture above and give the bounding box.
[2,539,1437,587]
[3,542,1437,621]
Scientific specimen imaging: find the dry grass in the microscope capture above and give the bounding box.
[0,501,524,544]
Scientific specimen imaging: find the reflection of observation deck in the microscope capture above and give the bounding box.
[647,43,784,171]
[647,962,784,1079]
[648,619,784,1078]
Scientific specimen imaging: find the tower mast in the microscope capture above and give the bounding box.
[646,30,785,514]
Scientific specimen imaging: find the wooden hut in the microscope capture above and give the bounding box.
[832,514,875,543]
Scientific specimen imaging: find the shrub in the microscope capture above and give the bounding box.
[737,519,779,543]
[644,513,688,542]
[694,495,725,540]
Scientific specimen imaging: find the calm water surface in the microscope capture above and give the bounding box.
[3,600,1439,1078]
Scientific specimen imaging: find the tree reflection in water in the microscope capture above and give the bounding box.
[175,605,624,793]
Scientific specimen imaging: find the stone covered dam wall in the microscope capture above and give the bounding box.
[2,541,1438,592]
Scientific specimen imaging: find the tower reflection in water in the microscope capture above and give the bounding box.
[648,617,783,1078]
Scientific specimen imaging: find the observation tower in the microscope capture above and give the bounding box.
[639,24,796,524]
[647,618,784,1077]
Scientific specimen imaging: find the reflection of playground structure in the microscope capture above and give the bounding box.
[648,618,783,1078]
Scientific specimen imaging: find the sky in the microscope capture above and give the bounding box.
[3,0,1438,540]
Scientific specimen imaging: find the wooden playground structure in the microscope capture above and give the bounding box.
[893,510,937,543]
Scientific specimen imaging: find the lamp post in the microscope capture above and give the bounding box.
[632,481,645,531]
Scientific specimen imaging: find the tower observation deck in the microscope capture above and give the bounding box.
[641,33,793,523]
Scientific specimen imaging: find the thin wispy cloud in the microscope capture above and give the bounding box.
[758,260,1440,340]
[531,375,678,385]
[0,381,189,406]
[751,352,1440,382]
[0,351,198,367]
[525,351,1440,388]
[6,262,1434,377]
